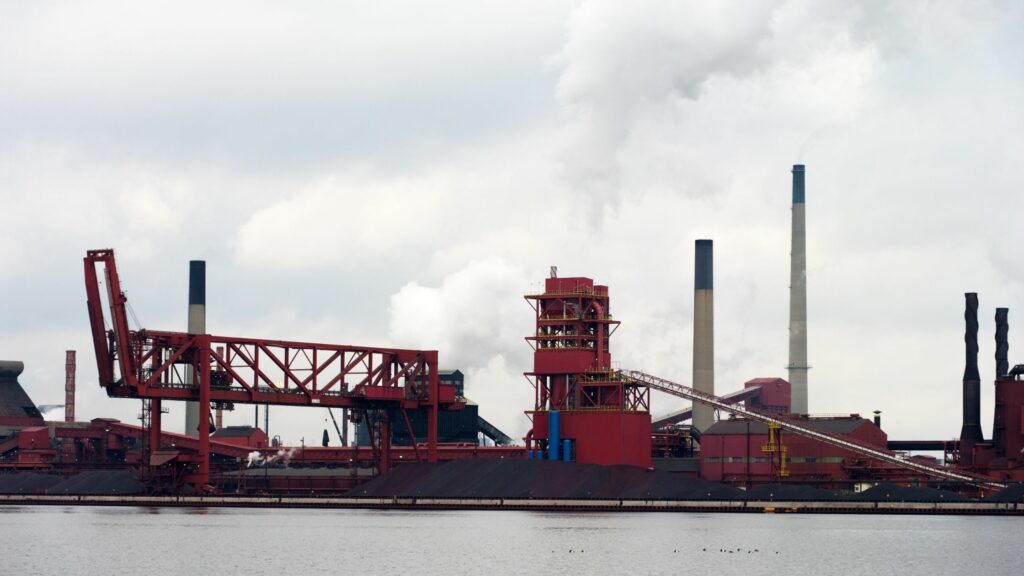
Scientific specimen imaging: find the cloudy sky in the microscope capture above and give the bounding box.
[2,1,1023,446]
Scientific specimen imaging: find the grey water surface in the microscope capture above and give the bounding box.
[1,506,1020,576]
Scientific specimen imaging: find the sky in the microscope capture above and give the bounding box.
[2,0,1023,446]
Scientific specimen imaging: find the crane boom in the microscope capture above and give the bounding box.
[626,370,1004,490]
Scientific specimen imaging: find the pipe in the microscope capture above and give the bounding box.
[562,439,572,462]
[788,164,810,414]
[184,260,206,435]
[692,239,715,432]
[548,410,560,461]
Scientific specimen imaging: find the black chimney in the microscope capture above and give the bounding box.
[960,293,984,459]
[996,308,1009,378]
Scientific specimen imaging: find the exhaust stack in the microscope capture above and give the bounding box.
[960,293,984,463]
[996,308,1009,378]
[692,239,715,432]
[184,260,206,435]
[788,164,810,414]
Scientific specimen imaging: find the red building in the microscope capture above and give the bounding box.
[700,416,891,488]
[525,274,652,468]
[210,426,269,450]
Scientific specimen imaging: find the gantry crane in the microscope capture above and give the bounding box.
[84,249,459,488]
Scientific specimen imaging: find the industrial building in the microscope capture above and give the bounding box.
[3,164,1024,499]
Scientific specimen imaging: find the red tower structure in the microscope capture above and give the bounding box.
[525,271,651,467]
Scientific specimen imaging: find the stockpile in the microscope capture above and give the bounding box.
[0,473,65,494]
[46,470,146,495]
[349,459,746,500]
[852,482,969,502]
[983,483,1024,502]
[741,483,842,501]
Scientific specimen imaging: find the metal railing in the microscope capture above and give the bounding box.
[626,370,1005,490]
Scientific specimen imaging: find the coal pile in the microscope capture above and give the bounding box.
[46,470,146,495]
[0,473,65,494]
[741,483,843,502]
[349,459,744,500]
[852,482,969,503]
[983,483,1024,502]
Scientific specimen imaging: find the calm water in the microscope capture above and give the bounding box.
[1,506,1021,576]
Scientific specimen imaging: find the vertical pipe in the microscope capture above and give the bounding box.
[788,165,809,414]
[548,410,560,460]
[214,346,224,431]
[185,260,206,435]
[562,438,572,462]
[960,293,984,466]
[693,239,715,432]
[342,408,349,447]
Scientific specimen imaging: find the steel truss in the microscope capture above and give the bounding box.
[84,249,452,488]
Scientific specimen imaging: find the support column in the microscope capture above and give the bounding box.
[149,399,162,456]
[427,351,439,463]
[197,336,211,486]
[378,412,391,474]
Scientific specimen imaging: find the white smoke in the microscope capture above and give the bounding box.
[552,0,781,212]
[246,447,297,468]
[389,259,536,438]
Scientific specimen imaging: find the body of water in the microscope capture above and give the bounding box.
[1,506,1020,576]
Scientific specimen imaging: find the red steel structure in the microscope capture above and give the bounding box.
[525,273,651,467]
[83,249,458,488]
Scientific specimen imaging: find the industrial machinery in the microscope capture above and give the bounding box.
[83,249,461,488]
[524,269,651,467]
[628,370,1005,490]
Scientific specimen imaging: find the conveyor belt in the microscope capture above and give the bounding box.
[627,370,1004,490]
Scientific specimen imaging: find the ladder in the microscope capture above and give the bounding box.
[626,370,1005,490]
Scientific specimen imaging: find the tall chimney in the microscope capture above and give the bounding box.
[692,239,715,432]
[996,308,1009,378]
[788,164,810,414]
[64,350,76,423]
[960,293,984,462]
[184,260,206,435]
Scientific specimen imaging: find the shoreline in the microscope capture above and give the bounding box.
[1,494,1020,515]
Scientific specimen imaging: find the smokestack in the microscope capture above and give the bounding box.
[692,239,715,432]
[184,260,206,435]
[788,164,810,414]
[64,350,76,423]
[996,308,1009,378]
[960,293,984,456]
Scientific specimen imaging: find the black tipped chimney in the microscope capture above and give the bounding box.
[960,293,984,453]
[996,308,1009,378]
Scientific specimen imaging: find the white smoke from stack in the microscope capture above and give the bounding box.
[246,447,296,468]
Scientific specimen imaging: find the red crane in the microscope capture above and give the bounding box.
[83,249,454,488]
